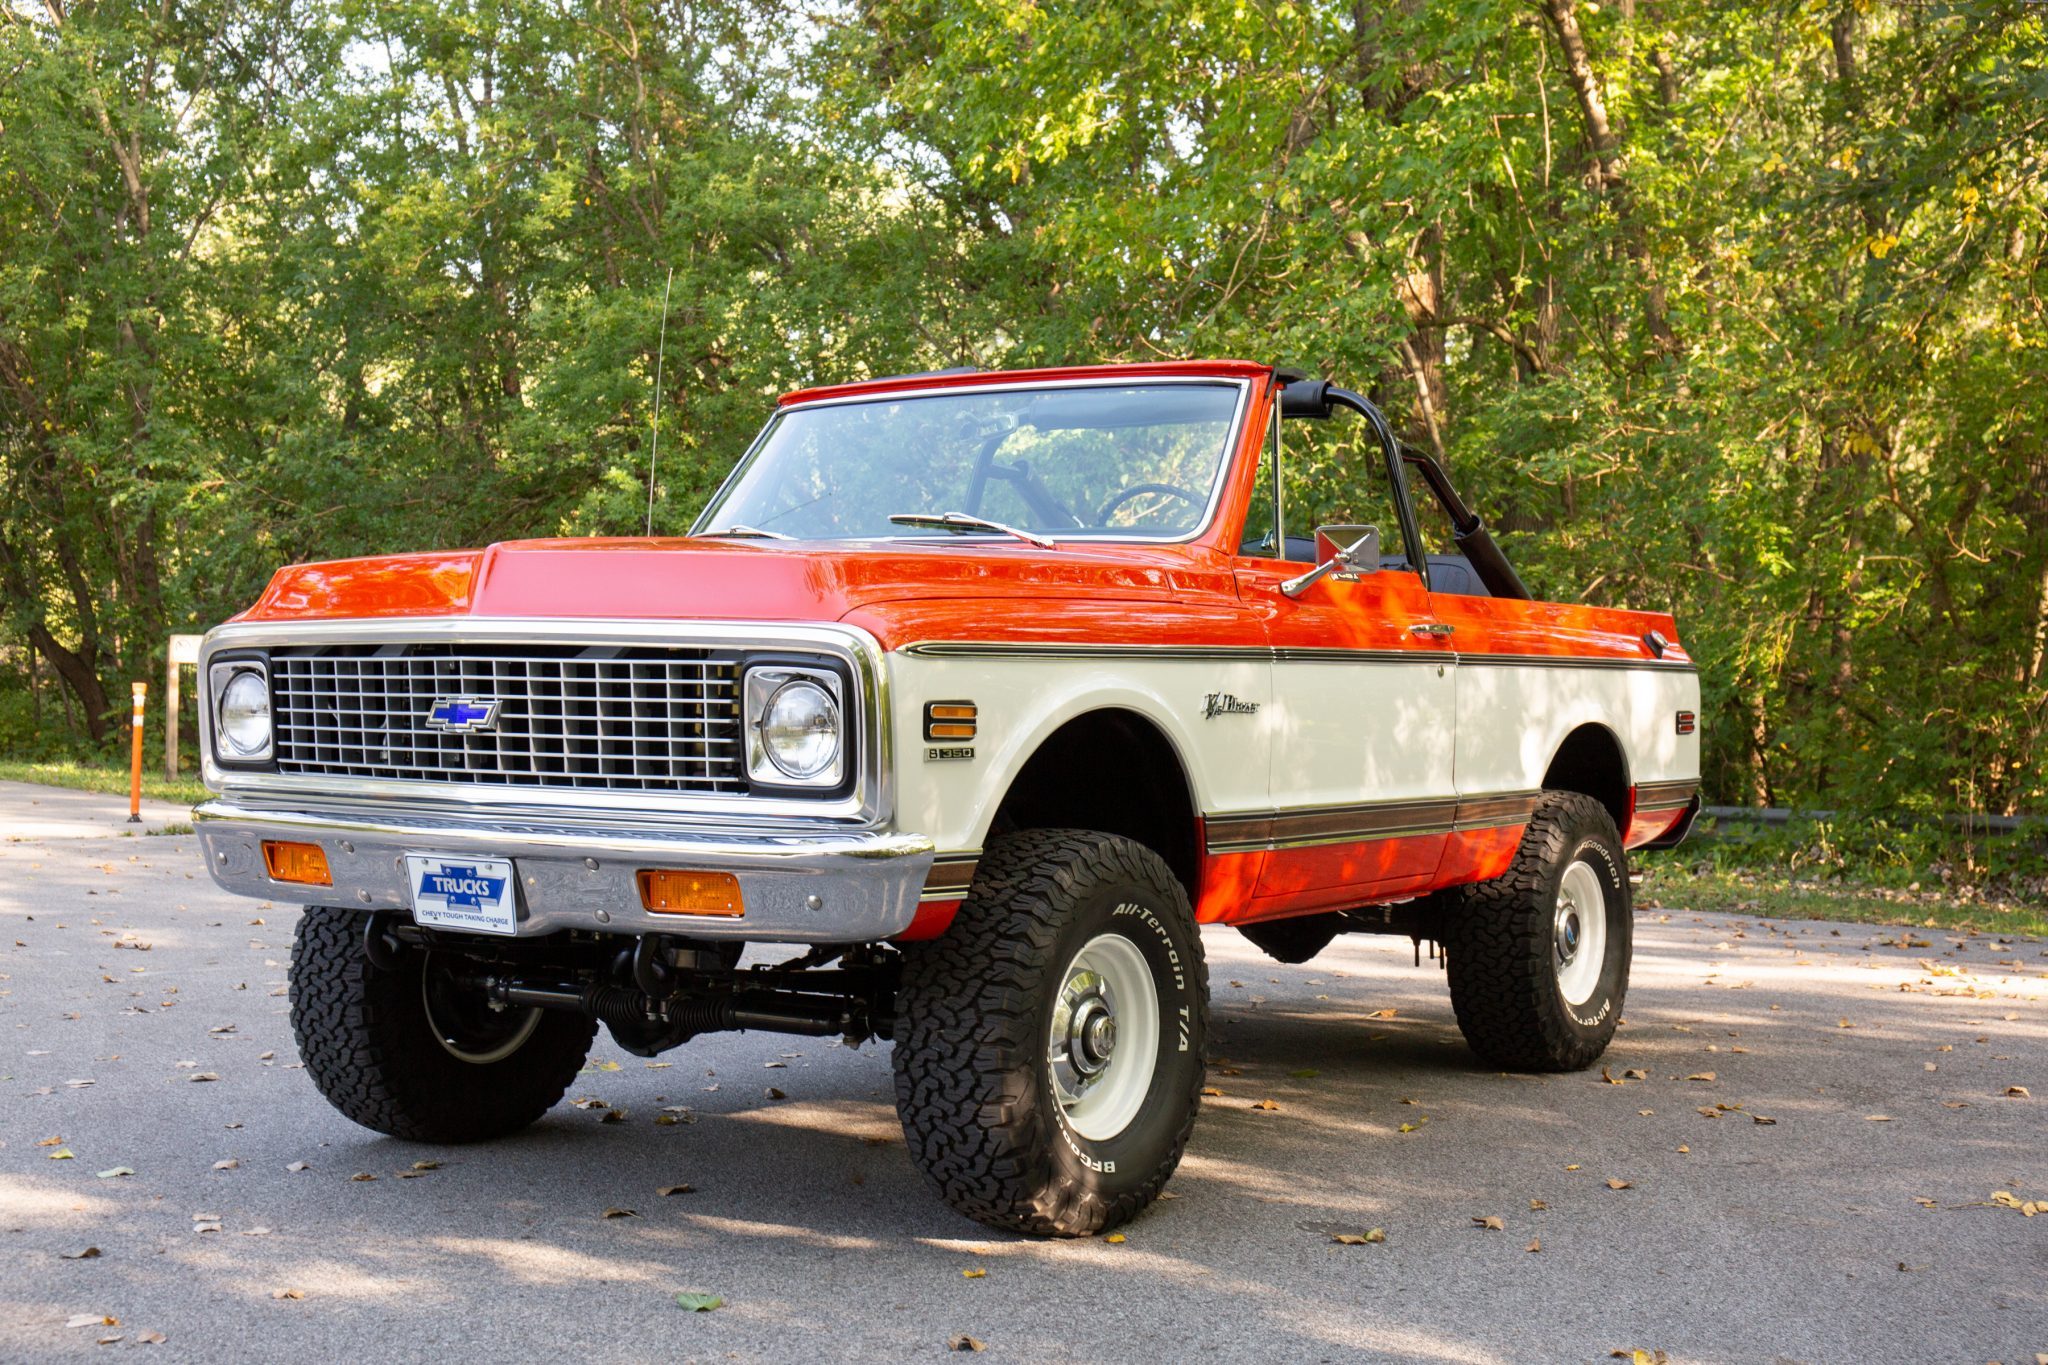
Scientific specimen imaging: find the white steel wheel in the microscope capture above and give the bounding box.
[1552,858,1608,1009]
[1048,932,1160,1142]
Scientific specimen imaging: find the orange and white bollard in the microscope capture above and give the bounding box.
[128,682,146,824]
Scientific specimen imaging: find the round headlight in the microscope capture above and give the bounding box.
[218,670,272,757]
[758,678,840,781]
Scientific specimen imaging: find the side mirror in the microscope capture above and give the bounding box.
[1280,525,1380,598]
[1314,524,1380,572]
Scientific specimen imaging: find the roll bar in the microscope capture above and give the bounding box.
[1274,376,1531,602]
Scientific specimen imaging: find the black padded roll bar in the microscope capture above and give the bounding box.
[1273,373,1531,601]
[1399,446,1532,601]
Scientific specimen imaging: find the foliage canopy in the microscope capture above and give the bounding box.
[1,0,2044,823]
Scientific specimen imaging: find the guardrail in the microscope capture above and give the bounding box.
[1700,806,2039,837]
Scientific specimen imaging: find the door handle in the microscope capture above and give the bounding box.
[1409,623,1455,637]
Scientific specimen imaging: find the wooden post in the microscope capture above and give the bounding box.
[166,635,203,780]
[129,682,146,823]
[165,655,179,780]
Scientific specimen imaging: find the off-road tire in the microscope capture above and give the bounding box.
[290,907,597,1142]
[1442,792,1631,1072]
[892,830,1208,1237]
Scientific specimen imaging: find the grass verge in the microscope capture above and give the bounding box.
[0,759,207,808]
[1638,858,2048,938]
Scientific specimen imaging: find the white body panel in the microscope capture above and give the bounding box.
[1267,658,1455,817]
[884,645,1700,861]
[887,650,1275,857]
[1450,661,1700,805]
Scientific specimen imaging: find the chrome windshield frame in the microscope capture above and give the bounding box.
[690,376,1254,547]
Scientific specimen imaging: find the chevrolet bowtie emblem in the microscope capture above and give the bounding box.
[425,697,501,733]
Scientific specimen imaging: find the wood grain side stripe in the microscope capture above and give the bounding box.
[1204,790,1542,854]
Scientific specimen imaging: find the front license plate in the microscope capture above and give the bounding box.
[405,855,519,936]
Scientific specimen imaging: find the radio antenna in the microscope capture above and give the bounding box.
[645,264,675,536]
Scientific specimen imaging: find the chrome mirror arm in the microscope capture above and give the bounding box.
[1279,558,1341,599]
[1278,531,1378,599]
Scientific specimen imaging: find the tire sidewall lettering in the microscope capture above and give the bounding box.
[1557,834,1628,1032]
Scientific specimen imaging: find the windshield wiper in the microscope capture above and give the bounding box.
[699,525,792,540]
[888,511,1064,548]
[886,511,1058,549]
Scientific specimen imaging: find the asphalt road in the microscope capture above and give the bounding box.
[3,787,2044,1363]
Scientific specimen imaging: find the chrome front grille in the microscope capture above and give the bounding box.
[269,644,744,794]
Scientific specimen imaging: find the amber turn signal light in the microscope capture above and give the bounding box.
[924,700,977,741]
[262,840,332,886]
[637,869,744,917]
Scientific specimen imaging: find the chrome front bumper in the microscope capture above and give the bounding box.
[194,796,935,943]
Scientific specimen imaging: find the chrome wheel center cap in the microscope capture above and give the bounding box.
[1556,908,1582,967]
[1068,997,1116,1076]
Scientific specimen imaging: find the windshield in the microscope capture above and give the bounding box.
[695,381,1246,542]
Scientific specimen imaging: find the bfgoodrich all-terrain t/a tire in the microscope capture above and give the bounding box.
[892,829,1209,1237]
[290,907,596,1142]
[1443,791,1632,1072]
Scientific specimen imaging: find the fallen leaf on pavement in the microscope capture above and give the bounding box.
[136,1331,166,1345]
[1526,1238,1542,1252]
[767,1087,787,1100]
[599,1108,628,1124]
[962,1268,985,1279]
[66,1315,116,1330]
[286,1161,309,1172]
[601,1207,638,1219]
[1200,1087,1223,1097]
[1105,1233,1126,1244]
[1332,1229,1386,1245]
[95,1168,133,1179]
[48,1148,74,1160]
[37,1135,64,1146]
[350,1172,376,1182]
[212,1159,238,1171]
[1606,1179,1634,1190]
[243,1227,271,1236]
[1686,1072,1716,1083]
[1913,1197,1938,1208]
[411,1161,440,1171]
[950,1336,986,1352]
[187,1073,219,1083]
[1624,1068,1648,1080]
[1752,1114,1777,1125]
[1367,1008,1397,1019]
[1473,1216,1505,1231]
[1865,1115,1893,1122]
[60,1247,101,1260]
[270,1289,303,1301]
[594,1060,622,1072]
[2005,1086,2030,1098]
[1250,1099,1280,1111]
[1529,1199,1547,1210]
[657,1185,695,1197]
[674,1292,722,1312]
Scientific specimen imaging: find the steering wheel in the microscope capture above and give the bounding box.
[1094,481,1205,526]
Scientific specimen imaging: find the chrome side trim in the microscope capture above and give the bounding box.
[1633,778,1700,814]
[1203,790,1542,855]
[1454,651,1698,673]
[197,618,895,827]
[900,640,1696,673]
[919,854,982,903]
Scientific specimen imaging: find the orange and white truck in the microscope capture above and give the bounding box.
[194,361,1699,1234]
